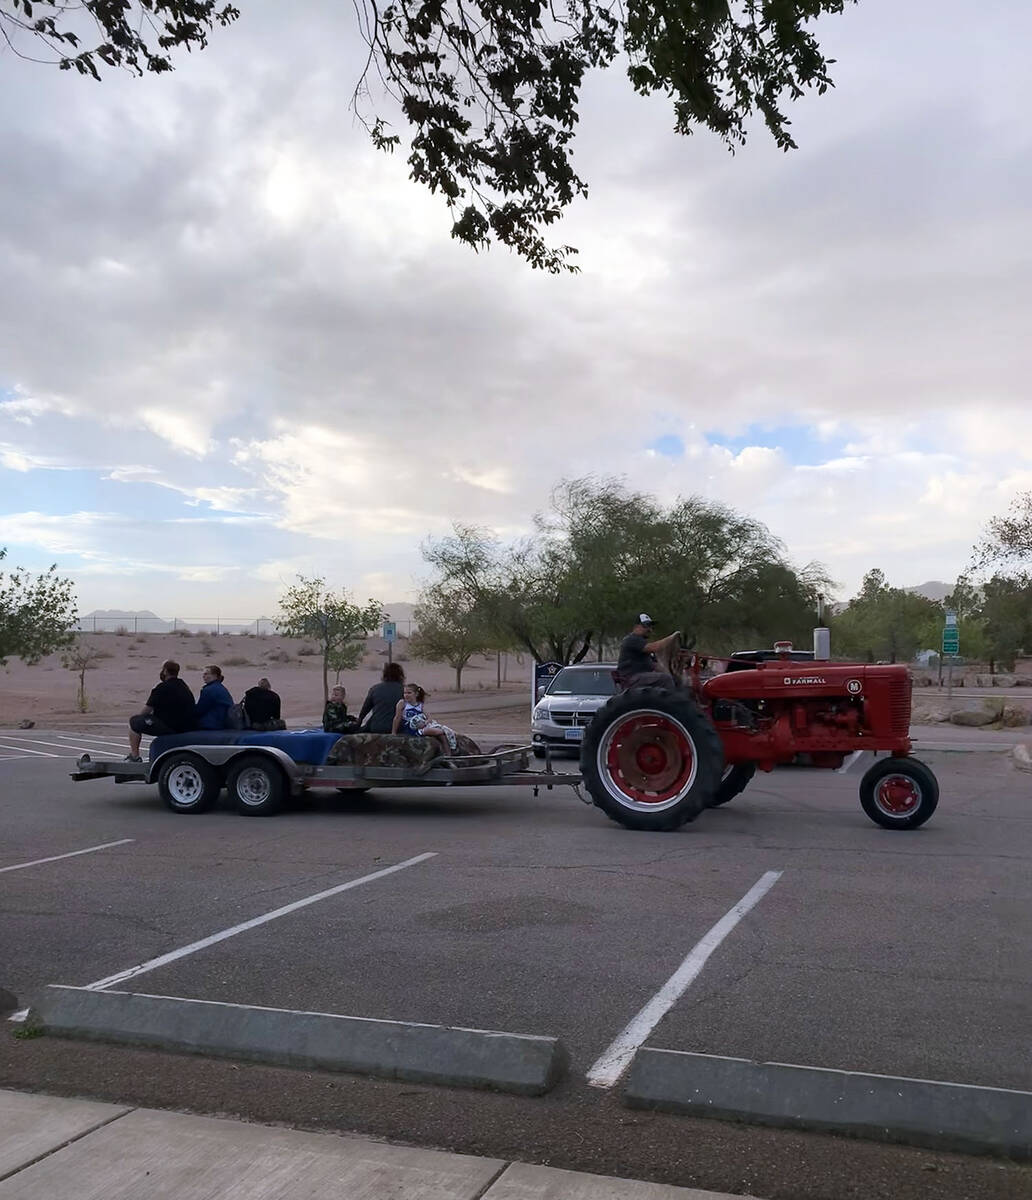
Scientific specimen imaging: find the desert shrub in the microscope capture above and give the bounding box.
[265,649,291,663]
[200,640,215,655]
[297,645,318,656]
[134,636,147,644]
[114,625,130,636]
[222,656,251,667]
[173,628,193,637]
[394,652,409,663]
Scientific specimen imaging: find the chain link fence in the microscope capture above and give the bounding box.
[74,616,418,637]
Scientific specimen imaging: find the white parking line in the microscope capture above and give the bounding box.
[0,735,122,756]
[0,742,58,757]
[0,839,135,875]
[587,870,783,1089]
[835,750,868,774]
[85,852,439,991]
[55,734,142,749]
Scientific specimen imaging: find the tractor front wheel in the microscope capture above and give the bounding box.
[859,756,938,830]
[580,688,722,831]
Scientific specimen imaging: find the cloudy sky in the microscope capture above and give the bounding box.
[1,0,1029,619]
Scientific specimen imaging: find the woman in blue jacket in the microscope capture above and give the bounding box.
[195,665,234,730]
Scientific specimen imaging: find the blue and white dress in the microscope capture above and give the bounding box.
[400,701,428,736]
[401,701,457,750]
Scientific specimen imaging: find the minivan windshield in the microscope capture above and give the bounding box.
[546,667,618,697]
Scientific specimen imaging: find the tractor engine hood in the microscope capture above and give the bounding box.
[703,661,910,702]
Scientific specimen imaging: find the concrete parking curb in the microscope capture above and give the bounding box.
[1012,744,1032,773]
[36,986,567,1096]
[623,1050,1032,1160]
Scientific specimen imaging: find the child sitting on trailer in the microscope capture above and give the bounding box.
[391,684,458,756]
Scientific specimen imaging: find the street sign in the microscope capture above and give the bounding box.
[533,661,563,709]
[942,627,959,656]
[383,622,397,643]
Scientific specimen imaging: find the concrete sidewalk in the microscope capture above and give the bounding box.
[0,1089,755,1200]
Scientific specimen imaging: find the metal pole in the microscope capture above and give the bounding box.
[497,651,501,689]
[947,657,954,708]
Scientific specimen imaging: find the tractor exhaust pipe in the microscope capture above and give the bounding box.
[813,593,830,660]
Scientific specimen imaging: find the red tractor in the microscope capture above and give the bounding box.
[579,643,939,832]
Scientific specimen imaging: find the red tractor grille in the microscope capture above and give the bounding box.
[889,673,912,736]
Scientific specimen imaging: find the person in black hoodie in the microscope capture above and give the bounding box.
[358,662,405,733]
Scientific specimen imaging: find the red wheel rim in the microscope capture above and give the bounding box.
[598,711,697,811]
[875,773,921,816]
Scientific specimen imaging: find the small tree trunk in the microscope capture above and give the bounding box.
[322,649,330,703]
[455,664,463,692]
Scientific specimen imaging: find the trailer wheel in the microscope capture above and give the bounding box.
[227,754,286,817]
[580,688,722,831]
[158,753,220,814]
[707,763,756,808]
[859,756,938,829]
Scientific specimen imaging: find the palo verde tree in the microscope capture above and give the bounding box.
[62,638,107,713]
[409,580,495,692]
[1,0,855,271]
[277,575,383,703]
[0,548,78,665]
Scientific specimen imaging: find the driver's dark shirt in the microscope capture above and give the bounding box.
[145,677,195,732]
[617,633,654,677]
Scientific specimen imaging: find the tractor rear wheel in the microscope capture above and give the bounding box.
[580,688,722,831]
[707,763,756,808]
[859,756,938,829]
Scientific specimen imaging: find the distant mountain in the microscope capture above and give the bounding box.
[906,581,952,603]
[84,609,160,619]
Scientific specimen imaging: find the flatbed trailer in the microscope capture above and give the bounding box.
[71,736,585,817]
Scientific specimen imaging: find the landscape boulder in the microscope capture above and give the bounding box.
[950,709,997,727]
[1001,705,1030,728]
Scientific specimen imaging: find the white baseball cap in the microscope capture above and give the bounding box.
[638,613,654,626]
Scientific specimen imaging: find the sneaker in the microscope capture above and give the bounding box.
[124,754,143,763]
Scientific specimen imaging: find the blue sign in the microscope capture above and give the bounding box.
[383,621,397,643]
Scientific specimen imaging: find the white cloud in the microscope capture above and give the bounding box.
[1,0,1030,611]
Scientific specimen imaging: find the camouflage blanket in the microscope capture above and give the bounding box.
[326,732,483,769]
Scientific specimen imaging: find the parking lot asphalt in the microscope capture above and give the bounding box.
[1,732,1030,1200]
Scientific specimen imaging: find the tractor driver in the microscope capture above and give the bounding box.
[616,613,679,690]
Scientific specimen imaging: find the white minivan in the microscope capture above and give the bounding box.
[531,662,618,758]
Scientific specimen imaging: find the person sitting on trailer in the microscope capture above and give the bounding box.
[323,685,359,734]
[125,660,195,761]
[194,665,234,730]
[616,613,680,690]
[357,662,405,733]
[243,677,285,731]
[392,683,458,755]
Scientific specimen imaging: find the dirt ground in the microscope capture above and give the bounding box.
[0,633,530,728]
